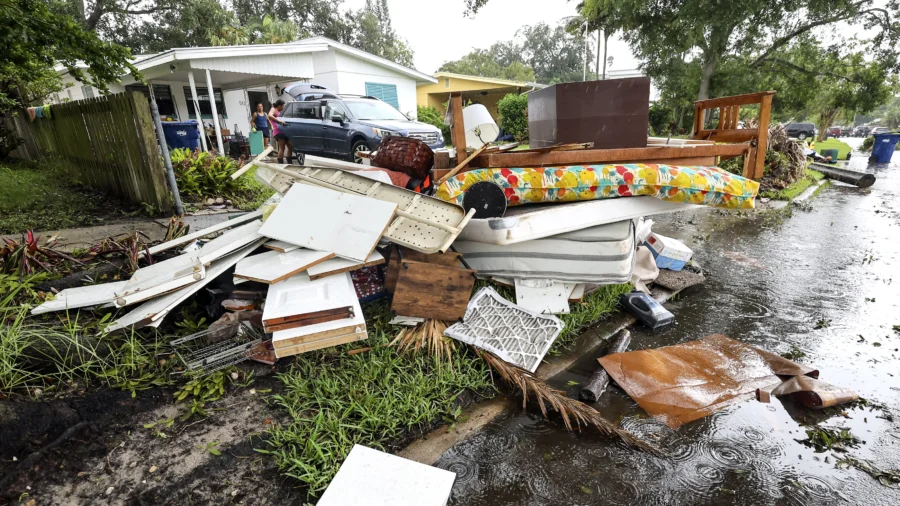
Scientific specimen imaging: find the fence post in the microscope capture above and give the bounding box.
[150,100,184,215]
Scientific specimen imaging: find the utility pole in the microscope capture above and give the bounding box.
[583,20,589,81]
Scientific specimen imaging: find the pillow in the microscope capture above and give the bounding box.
[435,164,760,209]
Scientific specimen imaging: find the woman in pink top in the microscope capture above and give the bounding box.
[268,100,293,164]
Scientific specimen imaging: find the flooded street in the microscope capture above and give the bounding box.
[436,137,900,505]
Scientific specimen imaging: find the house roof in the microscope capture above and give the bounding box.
[431,72,546,89]
[57,37,437,84]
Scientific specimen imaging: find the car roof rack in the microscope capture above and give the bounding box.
[339,94,381,101]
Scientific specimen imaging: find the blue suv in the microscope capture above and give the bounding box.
[278,94,444,163]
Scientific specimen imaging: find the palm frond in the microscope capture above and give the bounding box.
[389,319,455,364]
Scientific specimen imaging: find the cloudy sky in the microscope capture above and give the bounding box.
[340,0,641,74]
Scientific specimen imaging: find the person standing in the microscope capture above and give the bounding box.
[268,100,293,164]
[251,103,271,148]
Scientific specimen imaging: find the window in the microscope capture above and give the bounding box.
[126,84,176,117]
[284,102,323,120]
[83,86,95,99]
[364,83,399,109]
[444,78,450,88]
[324,102,348,121]
[345,100,407,121]
[183,86,227,118]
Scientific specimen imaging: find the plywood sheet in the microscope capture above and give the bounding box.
[263,240,301,253]
[307,251,384,280]
[274,329,368,358]
[259,184,396,262]
[234,249,335,284]
[273,295,365,348]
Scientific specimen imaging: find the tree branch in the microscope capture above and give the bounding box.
[751,4,891,66]
[761,57,864,84]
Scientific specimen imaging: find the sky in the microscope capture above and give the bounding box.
[340,0,641,75]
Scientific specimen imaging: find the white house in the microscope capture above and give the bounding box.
[56,36,436,153]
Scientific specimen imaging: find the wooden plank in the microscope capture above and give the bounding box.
[694,128,758,143]
[131,91,173,212]
[259,184,397,262]
[273,298,365,348]
[754,94,774,179]
[264,310,355,333]
[274,330,367,358]
[449,92,467,162]
[390,260,475,321]
[385,247,463,293]
[436,143,488,185]
[469,144,750,169]
[307,251,385,281]
[233,249,335,284]
[263,240,301,253]
[693,91,776,108]
[717,107,725,130]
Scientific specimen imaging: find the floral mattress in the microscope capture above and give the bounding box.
[435,164,759,209]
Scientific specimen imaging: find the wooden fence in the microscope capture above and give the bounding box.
[3,91,173,212]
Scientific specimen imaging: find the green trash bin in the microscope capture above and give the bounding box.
[821,149,839,161]
[249,130,264,156]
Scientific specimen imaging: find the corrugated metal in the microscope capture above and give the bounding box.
[365,82,399,108]
[190,54,314,78]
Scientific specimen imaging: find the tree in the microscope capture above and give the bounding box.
[111,0,241,53]
[583,0,900,101]
[346,0,414,67]
[440,21,592,84]
[1,0,139,157]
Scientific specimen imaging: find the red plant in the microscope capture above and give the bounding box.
[1,231,83,276]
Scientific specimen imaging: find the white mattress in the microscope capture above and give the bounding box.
[453,220,636,283]
[456,196,696,245]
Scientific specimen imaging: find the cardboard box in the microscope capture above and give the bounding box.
[645,233,692,271]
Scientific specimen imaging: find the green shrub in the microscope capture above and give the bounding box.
[497,93,529,142]
[169,149,272,209]
[862,136,874,151]
[416,106,450,145]
[648,103,674,136]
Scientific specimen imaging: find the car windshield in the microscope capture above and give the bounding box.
[345,100,408,121]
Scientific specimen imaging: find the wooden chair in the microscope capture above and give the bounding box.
[691,91,776,179]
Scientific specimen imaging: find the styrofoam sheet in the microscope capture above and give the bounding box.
[514,279,573,314]
[254,163,473,254]
[233,249,334,284]
[105,240,264,333]
[452,223,636,283]
[457,196,697,245]
[262,272,357,322]
[445,287,563,373]
[306,250,384,280]
[31,281,128,315]
[317,444,456,506]
[259,184,396,262]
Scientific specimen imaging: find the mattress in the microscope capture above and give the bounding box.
[453,220,636,283]
[456,196,695,245]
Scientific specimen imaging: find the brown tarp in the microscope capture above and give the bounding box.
[598,334,823,428]
[758,375,858,408]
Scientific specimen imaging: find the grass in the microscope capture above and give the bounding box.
[262,299,495,496]
[760,168,825,201]
[0,159,140,235]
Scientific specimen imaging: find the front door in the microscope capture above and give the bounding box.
[280,102,324,156]
[322,101,352,158]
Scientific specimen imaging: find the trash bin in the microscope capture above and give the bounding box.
[160,121,201,150]
[820,149,839,162]
[871,132,900,163]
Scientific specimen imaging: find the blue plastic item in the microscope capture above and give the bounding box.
[871,132,900,163]
[160,120,201,150]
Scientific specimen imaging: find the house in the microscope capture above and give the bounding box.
[55,36,436,153]
[416,72,546,121]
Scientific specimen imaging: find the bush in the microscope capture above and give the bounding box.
[497,93,529,142]
[862,136,874,151]
[648,103,674,136]
[416,106,450,145]
[170,149,272,209]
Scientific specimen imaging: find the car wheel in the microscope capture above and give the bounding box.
[351,139,369,164]
[798,132,807,140]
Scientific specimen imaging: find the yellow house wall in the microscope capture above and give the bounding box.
[417,76,522,119]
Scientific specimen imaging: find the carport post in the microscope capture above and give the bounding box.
[187,70,209,152]
[150,100,184,216]
[204,69,225,155]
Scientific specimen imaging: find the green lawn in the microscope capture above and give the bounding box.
[0,159,139,235]
[761,168,825,201]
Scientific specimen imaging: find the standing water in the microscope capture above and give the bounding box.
[436,137,900,505]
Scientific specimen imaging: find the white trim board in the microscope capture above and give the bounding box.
[259,184,396,262]
[306,251,384,280]
[31,281,128,315]
[233,249,335,284]
[262,272,357,323]
[263,240,301,253]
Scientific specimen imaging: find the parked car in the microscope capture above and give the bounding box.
[826,126,842,138]
[785,122,816,140]
[278,96,444,163]
[854,125,872,137]
[841,126,854,136]
[870,126,891,135]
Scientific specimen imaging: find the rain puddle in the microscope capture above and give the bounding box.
[437,138,900,505]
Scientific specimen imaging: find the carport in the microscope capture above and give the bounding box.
[125,41,328,153]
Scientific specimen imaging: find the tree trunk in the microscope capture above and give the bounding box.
[601,31,609,79]
[596,30,601,79]
[697,57,717,101]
